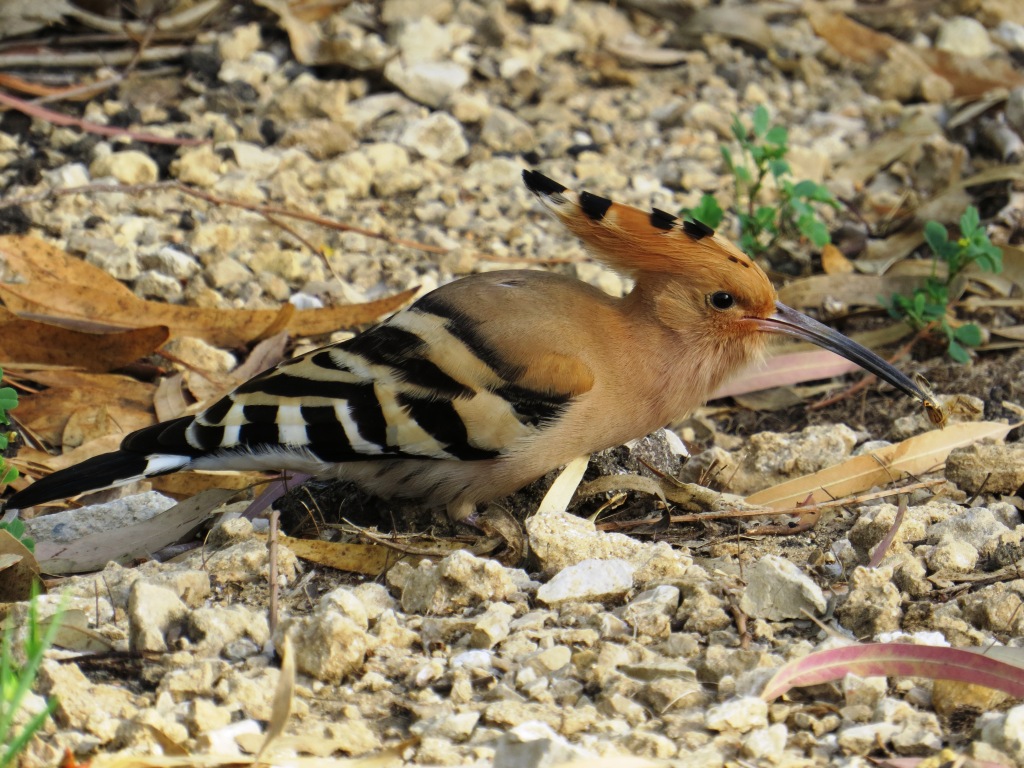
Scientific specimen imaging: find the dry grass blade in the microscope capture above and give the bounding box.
[762,643,1024,702]
[254,633,295,764]
[746,421,1015,509]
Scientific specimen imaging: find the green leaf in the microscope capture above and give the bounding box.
[978,243,1003,273]
[0,387,17,412]
[768,159,790,178]
[810,184,838,205]
[791,180,818,198]
[720,146,734,172]
[953,323,982,346]
[730,114,747,142]
[923,220,949,254]
[752,105,770,137]
[754,206,777,228]
[1,465,17,486]
[947,339,970,363]
[800,218,831,247]
[684,194,724,229]
[765,125,788,147]
[959,205,980,237]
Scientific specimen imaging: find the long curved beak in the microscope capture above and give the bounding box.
[753,302,930,404]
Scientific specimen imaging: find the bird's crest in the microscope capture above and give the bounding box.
[523,169,766,289]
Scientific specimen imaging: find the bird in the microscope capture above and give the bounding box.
[4,170,933,523]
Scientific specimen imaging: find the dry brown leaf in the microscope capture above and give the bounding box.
[235,332,290,380]
[90,743,407,767]
[990,325,1024,341]
[731,387,808,412]
[62,405,117,451]
[148,471,266,499]
[978,244,1024,293]
[153,373,191,422]
[270,535,425,576]
[762,642,1024,702]
[0,529,42,601]
[14,386,155,449]
[0,308,168,372]
[15,370,155,404]
[746,421,1015,509]
[0,553,21,571]
[183,368,237,407]
[832,112,940,188]
[920,48,1024,99]
[254,0,384,68]
[603,39,690,66]
[0,0,75,38]
[777,274,923,308]
[858,231,927,275]
[35,487,236,574]
[820,243,854,275]
[810,10,1024,99]
[0,235,417,348]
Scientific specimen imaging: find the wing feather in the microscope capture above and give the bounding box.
[154,288,595,467]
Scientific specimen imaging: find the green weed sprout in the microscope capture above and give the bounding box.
[887,207,1002,363]
[0,368,27,550]
[0,368,17,487]
[1,588,62,768]
[684,105,839,258]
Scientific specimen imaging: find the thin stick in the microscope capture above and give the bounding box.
[268,508,280,636]
[0,90,206,146]
[596,477,945,532]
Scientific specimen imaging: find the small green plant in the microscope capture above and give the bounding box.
[0,368,17,488]
[1,588,61,768]
[886,207,1002,363]
[0,518,33,554]
[684,105,839,257]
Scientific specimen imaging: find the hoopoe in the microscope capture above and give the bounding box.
[5,170,932,523]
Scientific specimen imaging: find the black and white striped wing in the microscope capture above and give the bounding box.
[166,295,587,468]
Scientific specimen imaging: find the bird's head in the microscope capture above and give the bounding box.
[523,169,933,406]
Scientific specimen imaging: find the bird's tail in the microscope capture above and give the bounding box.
[4,451,191,511]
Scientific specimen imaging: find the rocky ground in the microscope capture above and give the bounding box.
[3,1,1024,766]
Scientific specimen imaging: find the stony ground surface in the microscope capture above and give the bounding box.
[3,1,1024,766]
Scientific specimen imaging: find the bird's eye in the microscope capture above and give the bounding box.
[709,291,735,310]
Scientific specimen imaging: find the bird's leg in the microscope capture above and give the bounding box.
[446,499,478,527]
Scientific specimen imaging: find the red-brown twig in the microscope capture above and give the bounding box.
[0,89,206,146]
